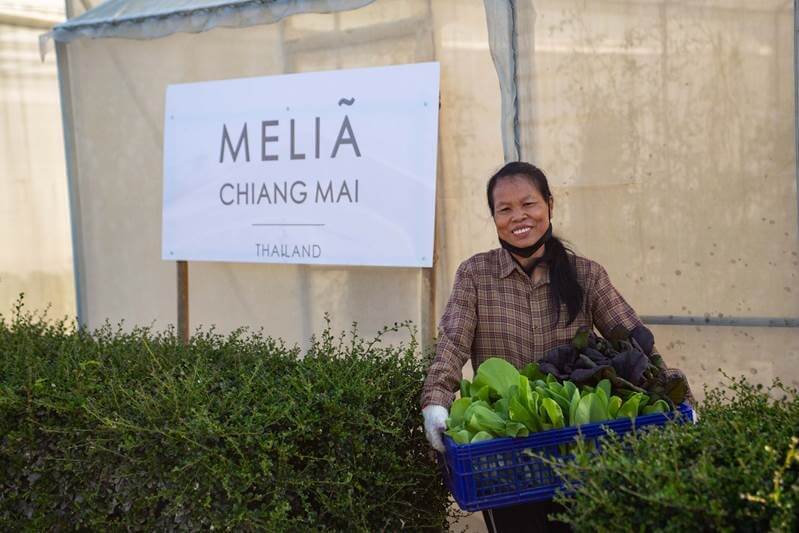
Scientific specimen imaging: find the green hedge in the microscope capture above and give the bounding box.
[552,375,799,532]
[0,301,450,531]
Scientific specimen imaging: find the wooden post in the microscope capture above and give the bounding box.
[177,261,189,345]
[421,258,437,355]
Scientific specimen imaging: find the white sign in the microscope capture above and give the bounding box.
[162,62,440,267]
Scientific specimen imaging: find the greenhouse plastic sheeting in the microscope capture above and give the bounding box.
[53,0,799,394]
[483,0,799,392]
[42,0,374,51]
[1,19,75,319]
[57,0,505,350]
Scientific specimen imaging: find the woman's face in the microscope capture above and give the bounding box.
[492,175,552,251]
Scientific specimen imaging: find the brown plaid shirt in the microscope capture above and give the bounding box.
[420,248,644,408]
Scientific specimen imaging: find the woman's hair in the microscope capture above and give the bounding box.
[487,162,584,326]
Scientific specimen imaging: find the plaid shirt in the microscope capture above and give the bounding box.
[420,248,644,408]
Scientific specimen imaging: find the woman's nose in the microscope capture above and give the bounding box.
[510,209,527,221]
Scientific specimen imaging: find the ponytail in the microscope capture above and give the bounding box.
[541,236,583,326]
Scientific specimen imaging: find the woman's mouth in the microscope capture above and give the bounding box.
[512,226,532,237]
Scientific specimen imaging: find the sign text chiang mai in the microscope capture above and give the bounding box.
[162,62,440,267]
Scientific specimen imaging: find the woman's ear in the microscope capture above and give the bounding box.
[548,197,554,219]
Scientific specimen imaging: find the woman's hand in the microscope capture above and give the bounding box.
[422,404,449,452]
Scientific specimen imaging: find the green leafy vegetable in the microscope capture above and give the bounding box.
[595,386,609,412]
[641,399,669,415]
[493,398,510,420]
[504,421,529,438]
[574,393,609,425]
[509,397,539,432]
[597,379,612,399]
[569,388,581,427]
[447,428,472,444]
[466,405,506,435]
[460,378,471,398]
[563,380,578,400]
[473,385,490,402]
[445,356,675,445]
[448,397,472,428]
[572,327,590,350]
[470,431,493,443]
[518,375,531,406]
[476,358,520,398]
[616,393,644,419]
[608,395,622,418]
[541,397,565,429]
[521,362,546,382]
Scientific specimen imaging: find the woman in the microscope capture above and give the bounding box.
[420,162,679,532]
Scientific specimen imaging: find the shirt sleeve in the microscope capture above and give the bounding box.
[419,261,478,409]
[589,262,644,340]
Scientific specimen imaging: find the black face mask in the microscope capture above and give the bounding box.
[499,223,553,258]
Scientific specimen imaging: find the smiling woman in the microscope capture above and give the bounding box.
[420,161,693,533]
[491,174,553,267]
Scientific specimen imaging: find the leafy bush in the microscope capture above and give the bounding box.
[551,375,799,532]
[0,300,450,531]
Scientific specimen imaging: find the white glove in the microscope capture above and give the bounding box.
[422,404,449,453]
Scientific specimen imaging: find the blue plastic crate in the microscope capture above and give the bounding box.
[441,403,694,512]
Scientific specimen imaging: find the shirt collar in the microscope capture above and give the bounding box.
[497,248,518,278]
